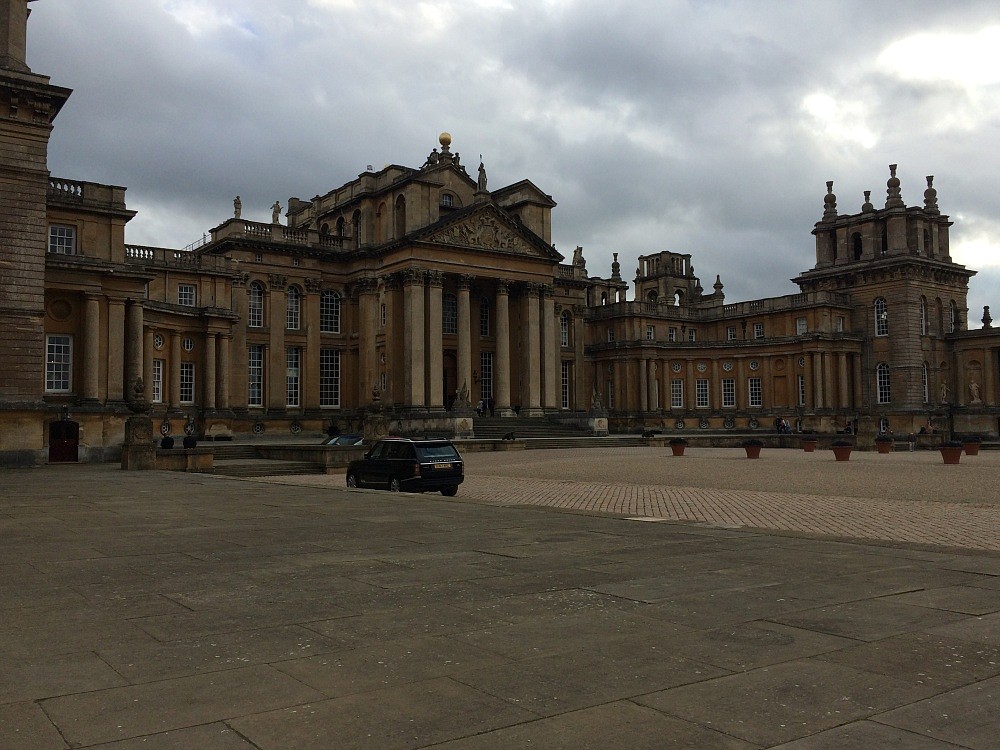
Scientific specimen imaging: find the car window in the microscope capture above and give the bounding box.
[367,442,388,459]
[384,442,412,460]
[417,444,460,461]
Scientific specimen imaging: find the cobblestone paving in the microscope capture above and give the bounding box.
[270,446,1000,552]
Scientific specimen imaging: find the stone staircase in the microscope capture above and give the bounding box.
[212,444,325,477]
[471,417,591,440]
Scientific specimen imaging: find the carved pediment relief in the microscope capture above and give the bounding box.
[425,213,536,256]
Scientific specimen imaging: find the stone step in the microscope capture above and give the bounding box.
[213,445,260,460]
[213,459,323,477]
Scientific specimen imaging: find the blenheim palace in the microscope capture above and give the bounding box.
[2,0,999,465]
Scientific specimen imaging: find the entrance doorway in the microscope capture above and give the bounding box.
[443,351,457,409]
[48,419,80,462]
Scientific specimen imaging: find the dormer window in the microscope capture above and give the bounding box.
[440,193,454,208]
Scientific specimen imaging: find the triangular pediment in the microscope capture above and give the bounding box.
[417,204,560,260]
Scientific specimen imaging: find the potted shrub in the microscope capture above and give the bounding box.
[961,435,982,456]
[159,436,174,449]
[182,435,198,449]
[801,432,818,453]
[669,437,687,456]
[875,434,893,454]
[831,439,853,462]
[742,438,763,459]
[940,440,963,465]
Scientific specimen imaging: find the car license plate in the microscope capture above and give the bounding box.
[433,462,452,470]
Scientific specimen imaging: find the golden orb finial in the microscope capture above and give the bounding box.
[439,132,452,148]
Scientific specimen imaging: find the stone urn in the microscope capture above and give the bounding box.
[940,441,963,465]
[742,439,762,459]
[831,440,852,462]
[962,436,982,456]
[875,436,893,454]
[802,437,818,453]
[669,438,687,457]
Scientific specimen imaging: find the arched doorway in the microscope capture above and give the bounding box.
[48,418,79,462]
[443,351,458,409]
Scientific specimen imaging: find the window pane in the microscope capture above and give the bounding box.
[45,335,72,391]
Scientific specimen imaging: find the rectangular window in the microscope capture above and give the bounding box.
[480,299,490,337]
[560,315,570,347]
[45,335,72,392]
[178,284,196,306]
[248,344,264,407]
[320,348,341,407]
[753,322,765,339]
[480,351,494,402]
[286,347,300,407]
[696,378,709,408]
[607,380,615,409]
[152,359,164,403]
[671,379,684,409]
[687,328,696,342]
[443,295,458,335]
[180,362,195,404]
[607,327,615,342]
[561,360,571,409]
[796,317,807,335]
[722,378,736,408]
[48,225,76,255]
[797,374,806,407]
[835,316,844,332]
[646,325,654,341]
[668,327,677,342]
[748,376,762,407]
[726,326,737,341]
[380,303,386,328]
[320,292,340,333]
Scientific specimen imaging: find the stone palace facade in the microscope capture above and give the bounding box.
[2,0,998,465]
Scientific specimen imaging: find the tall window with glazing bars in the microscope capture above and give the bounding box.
[320,291,341,333]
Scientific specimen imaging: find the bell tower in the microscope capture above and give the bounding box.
[0,1,71,451]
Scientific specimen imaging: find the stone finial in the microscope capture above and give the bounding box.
[822,181,838,220]
[983,305,992,329]
[885,164,904,209]
[923,175,940,215]
[611,252,621,280]
[861,190,874,213]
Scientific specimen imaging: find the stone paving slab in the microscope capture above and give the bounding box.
[2,457,1000,749]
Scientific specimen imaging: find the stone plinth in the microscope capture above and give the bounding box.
[121,415,155,470]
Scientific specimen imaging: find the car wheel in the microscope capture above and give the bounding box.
[440,486,458,497]
[346,473,358,488]
[389,477,401,492]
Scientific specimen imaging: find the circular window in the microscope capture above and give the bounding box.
[48,299,73,321]
[748,417,759,429]
[153,334,164,350]
[674,419,685,430]
[722,361,734,372]
[696,362,707,373]
[159,420,171,436]
[723,416,735,430]
[252,421,265,435]
[749,360,760,371]
[671,362,682,373]
[182,338,194,351]
[290,421,302,435]
[699,418,709,430]
[798,356,806,368]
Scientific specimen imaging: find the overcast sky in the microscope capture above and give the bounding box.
[27,0,1000,321]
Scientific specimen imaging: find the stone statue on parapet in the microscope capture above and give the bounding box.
[233,195,242,219]
[271,201,282,224]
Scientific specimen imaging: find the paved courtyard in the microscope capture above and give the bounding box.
[2,447,999,749]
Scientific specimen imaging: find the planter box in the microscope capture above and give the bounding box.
[832,446,852,462]
[802,440,817,453]
[744,445,761,459]
[876,441,892,454]
[940,446,963,465]
[670,444,686,456]
[964,442,981,456]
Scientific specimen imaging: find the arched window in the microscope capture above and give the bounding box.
[395,195,406,238]
[673,290,683,306]
[922,362,929,403]
[560,310,570,347]
[919,296,927,335]
[320,290,341,333]
[335,217,345,236]
[876,362,891,404]
[248,281,265,328]
[601,292,608,306]
[441,193,453,207]
[352,210,362,248]
[375,201,387,244]
[443,293,458,334]
[479,297,490,337]
[924,228,932,257]
[880,226,889,256]
[286,285,301,330]
[874,298,888,336]
[646,290,658,302]
[852,232,863,261]
[935,297,944,334]
[949,300,958,332]
[320,223,329,235]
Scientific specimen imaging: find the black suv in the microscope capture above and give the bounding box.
[346,438,464,496]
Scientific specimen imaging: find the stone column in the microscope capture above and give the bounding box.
[82,294,101,401]
[204,332,217,409]
[812,352,824,409]
[231,276,249,409]
[356,278,379,405]
[143,328,154,405]
[984,348,995,405]
[107,299,126,401]
[524,283,542,414]
[402,269,425,408]
[267,275,287,409]
[303,278,322,410]
[573,305,587,411]
[542,286,557,410]
[495,281,512,414]
[838,352,850,409]
[426,271,444,409]
[457,275,473,399]
[383,275,401,405]
[639,357,649,412]
[169,332,181,409]
[685,359,695,410]
[822,351,834,410]
[125,300,144,394]
[218,335,231,409]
